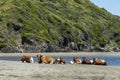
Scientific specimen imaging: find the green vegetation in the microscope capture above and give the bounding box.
[0,0,120,51]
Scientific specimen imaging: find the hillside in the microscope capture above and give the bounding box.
[0,0,120,53]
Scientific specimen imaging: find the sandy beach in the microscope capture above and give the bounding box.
[0,52,120,80]
[0,52,120,57]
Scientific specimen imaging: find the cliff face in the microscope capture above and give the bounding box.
[0,0,120,52]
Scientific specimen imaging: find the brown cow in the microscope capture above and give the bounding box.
[53,58,60,64]
[93,58,107,65]
[73,57,81,64]
[36,54,55,64]
[69,57,81,64]
[53,57,66,64]
[21,55,34,63]
[59,57,66,64]
[82,57,93,64]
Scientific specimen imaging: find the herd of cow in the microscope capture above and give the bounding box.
[21,54,107,65]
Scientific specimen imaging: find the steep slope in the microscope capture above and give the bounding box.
[0,0,120,52]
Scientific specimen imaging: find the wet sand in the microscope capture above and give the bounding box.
[0,52,120,80]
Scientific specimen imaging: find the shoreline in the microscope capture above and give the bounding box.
[0,52,120,57]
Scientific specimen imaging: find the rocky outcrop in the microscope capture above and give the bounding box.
[0,0,120,52]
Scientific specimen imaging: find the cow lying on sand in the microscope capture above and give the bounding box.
[73,57,81,64]
[69,57,81,64]
[93,58,107,65]
[53,57,66,64]
[82,57,93,64]
[21,55,34,63]
[36,54,55,64]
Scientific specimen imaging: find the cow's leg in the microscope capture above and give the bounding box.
[50,60,54,64]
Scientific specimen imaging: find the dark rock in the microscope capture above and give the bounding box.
[0,46,19,53]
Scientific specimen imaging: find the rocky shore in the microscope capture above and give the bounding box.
[1,42,120,53]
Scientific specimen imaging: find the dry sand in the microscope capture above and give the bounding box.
[0,52,120,80]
